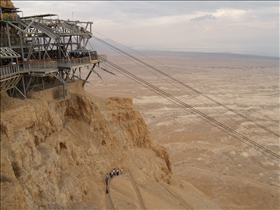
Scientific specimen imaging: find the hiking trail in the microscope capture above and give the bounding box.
[127,170,146,209]
[105,187,115,210]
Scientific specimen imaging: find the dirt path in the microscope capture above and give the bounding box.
[127,171,146,210]
[105,186,115,210]
[165,187,193,209]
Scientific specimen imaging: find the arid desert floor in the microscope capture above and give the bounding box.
[85,50,279,209]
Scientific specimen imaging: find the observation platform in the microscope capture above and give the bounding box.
[0,61,58,77]
[57,57,98,69]
[0,8,105,99]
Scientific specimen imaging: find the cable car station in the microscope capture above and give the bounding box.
[0,6,104,99]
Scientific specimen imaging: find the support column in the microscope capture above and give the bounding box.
[83,63,96,87]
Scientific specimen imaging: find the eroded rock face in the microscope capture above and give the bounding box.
[0,81,219,209]
[0,82,170,209]
[0,0,15,7]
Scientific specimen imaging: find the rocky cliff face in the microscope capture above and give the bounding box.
[0,81,219,209]
[0,0,15,8]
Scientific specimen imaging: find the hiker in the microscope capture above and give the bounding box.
[116,168,119,176]
[120,168,123,174]
[106,185,109,194]
[105,174,109,185]
[110,171,114,178]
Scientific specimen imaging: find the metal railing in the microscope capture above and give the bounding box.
[57,56,91,67]
[28,60,57,71]
[0,54,103,78]
[0,64,21,77]
[98,54,107,62]
[0,60,58,78]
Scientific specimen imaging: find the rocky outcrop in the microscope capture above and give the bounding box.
[0,0,15,8]
[0,81,219,209]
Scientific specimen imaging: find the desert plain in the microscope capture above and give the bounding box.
[85,50,279,209]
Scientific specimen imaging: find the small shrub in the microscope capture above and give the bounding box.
[70,195,74,201]
[60,142,67,149]
[0,175,13,183]
[12,161,21,178]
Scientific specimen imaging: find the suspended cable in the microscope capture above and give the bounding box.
[99,57,280,161]
[91,36,280,156]
[92,35,280,139]
[92,30,279,124]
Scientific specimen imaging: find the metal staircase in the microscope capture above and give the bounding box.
[31,21,60,40]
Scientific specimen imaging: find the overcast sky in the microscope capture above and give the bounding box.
[13,1,279,57]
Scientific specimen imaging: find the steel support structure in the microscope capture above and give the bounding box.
[1,6,105,99]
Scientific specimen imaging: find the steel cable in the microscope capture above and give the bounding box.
[93,36,280,138]
[100,57,280,161]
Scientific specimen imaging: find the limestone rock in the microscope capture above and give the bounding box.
[0,81,220,209]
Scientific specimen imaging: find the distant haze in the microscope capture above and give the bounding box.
[14,1,279,57]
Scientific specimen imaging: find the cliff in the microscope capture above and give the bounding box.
[0,0,15,8]
[0,81,220,209]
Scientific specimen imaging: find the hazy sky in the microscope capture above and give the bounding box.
[13,1,279,57]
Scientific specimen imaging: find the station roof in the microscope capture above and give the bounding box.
[69,49,97,53]
[0,6,20,13]
[0,47,21,58]
[21,14,57,19]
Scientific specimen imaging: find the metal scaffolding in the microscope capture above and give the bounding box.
[0,6,104,99]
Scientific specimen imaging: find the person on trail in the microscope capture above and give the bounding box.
[116,168,119,176]
[105,174,109,185]
[120,168,123,174]
[110,171,113,178]
[106,185,109,194]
